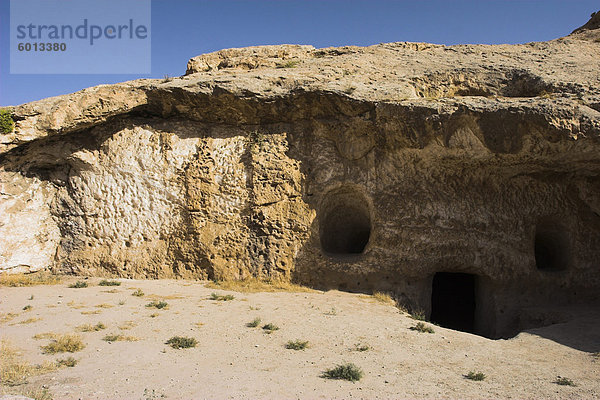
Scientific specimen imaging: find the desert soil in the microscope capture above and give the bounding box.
[1,278,599,400]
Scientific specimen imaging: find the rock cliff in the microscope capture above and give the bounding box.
[1,13,599,337]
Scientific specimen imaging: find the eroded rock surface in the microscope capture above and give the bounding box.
[1,13,599,337]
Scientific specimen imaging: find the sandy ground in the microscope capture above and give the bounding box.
[1,278,599,400]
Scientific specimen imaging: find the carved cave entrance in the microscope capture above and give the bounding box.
[430,272,476,334]
[320,187,371,255]
[534,223,569,271]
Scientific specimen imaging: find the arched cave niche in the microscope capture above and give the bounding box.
[534,220,570,272]
[319,186,372,255]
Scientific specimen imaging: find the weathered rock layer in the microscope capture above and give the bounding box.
[2,14,600,337]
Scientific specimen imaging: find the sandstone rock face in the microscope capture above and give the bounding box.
[1,14,599,337]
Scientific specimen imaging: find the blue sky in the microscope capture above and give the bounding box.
[0,0,598,106]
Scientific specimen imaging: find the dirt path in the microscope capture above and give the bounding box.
[1,278,598,399]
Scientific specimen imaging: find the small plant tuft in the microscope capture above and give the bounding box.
[166,336,198,349]
[99,279,121,286]
[538,90,555,99]
[372,292,395,305]
[146,300,168,309]
[69,280,88,288]
[354,343,371,352]
[15,317,41,325]
[0,108,15,134]
[262,323,279,333]
[132,289,145,297]
[276,60,300,68]
[410,322,435,333]
[41,334,85,354]
[554,376,576,386]
[209,293,234,301]
[57,356,78,367]
[465,371,486,381]
[285,339,309,350]
[410,309,426,321]
[77,322,106,332]
[322,363,363,382]
[324,307,337,316]
[102,334,138,342]
[22,304,33,311]
[246,317,261,328]
[33,332,58,340]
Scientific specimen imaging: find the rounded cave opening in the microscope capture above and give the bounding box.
[319,187,372,255]
[534,221,570,272]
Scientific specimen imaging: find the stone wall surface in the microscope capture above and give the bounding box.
[1,14,599,337]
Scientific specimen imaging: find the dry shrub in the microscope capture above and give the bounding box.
[0,271,62,287]
[102,334,139,342]
[372,292,395,305]
[1,340,57,386]
[14,317,42,325]
[77,322,106,332]
[33,332,58,340]
[41,334,85,354]
[1,312,20,323]
[206,278,312,293]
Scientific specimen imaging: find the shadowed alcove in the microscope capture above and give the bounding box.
[319,186,372,255]
[430,272,476,334]
[534,220,570,271]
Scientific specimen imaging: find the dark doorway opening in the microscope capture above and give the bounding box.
[431,272,476,334]
[320,188,371,255]
[534,225,569,271]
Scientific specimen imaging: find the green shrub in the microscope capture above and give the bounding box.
[146,300,168,309]
[57,356,78,367]
[246,317,261,328]
[410,310,426,321]
[276,60,299,68]
[354,344,370,352]
[166,336,197,349]
[22,305,32,311]
[98,280,121,286]
[209,293,234,301]
[262,323,279,333]
[285,340,309,350]
[410,322,435,333]
[131,289,144,297]
[465,371,486,381]
[322,363,363,382]
[554,376,576,386]
[0,109,14,134]
[69,281,88,288]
